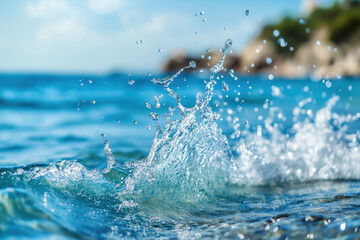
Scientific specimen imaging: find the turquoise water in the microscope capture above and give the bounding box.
[1,45,360,239]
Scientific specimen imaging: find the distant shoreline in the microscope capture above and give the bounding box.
[1,71,359,81]
[163,1,360,79]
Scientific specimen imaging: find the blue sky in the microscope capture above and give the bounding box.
[0,0,336,74]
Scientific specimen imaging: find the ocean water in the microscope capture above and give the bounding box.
[1,43,360,239]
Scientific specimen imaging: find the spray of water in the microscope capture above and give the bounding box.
[9,39,360,211]
[115,39,360,206]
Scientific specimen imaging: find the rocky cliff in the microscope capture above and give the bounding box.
[164,1,360,78]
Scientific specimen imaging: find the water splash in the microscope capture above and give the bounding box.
[126,39,359,200]
[101,133,117,173]
[117,39,359,201]
[6,39,360,212]
[151,60,196,117]
[2,35,360,239]
[231,96,360,185]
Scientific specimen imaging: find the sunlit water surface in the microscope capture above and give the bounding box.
[0,46,360,239]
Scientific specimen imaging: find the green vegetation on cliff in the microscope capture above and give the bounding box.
[259,0,360,56]
[163,0,360,77]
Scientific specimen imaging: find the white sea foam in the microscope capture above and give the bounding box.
[231,96,360,185]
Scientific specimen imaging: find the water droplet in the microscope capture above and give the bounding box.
[150,112,159,121]
[305,28,311,33]
[224,26,228,30]
[101,133,106,138]
[266,57,272,65]
[148,73,152,77]
[128,79,135,85]
[222,82,229,91]
[200,11,204,15]
[133,121,138,125]
[273,29,280,37]
[306,233,314,239]
[340,222,346,231]
[195,12,199,16]
[117,120,120,123]
[189,61,196,68]
[89,80,93,84]
[91,100,96,104]
[136,40,139,44]
[201,54,205,59]
[225,39,232,49]
[207,55,212,60]
[158,49,163,53]
[140,40,144,43]
[278,37,287,47]
[316,40,321,46]
[154,96,160,108]
[271,86,282,97]
[146,125,151,130]
[268,74,274,80]
[202,18,207,22]
[325,81,332,88]
[245,9,250,16]
[299,19,305,25]
[145,102,151,109]
[195,30,199,34]
[289,47,294,51]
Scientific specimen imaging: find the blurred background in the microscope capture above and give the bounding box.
[0,0,359,166]
[1,2,360,239]
[1,0,356,76]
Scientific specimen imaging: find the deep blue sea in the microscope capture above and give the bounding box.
[0,67,360,239]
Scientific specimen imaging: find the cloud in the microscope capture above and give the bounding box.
[0,37,5,48]
[88,0,124,14]
[37,18,87,41]
[26,0,71,18]
[26,0,88,42]
[118,12,189,38]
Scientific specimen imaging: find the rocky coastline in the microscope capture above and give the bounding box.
[163,1,360,79]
